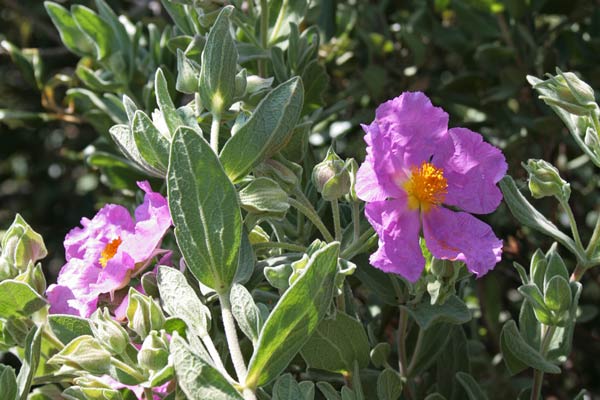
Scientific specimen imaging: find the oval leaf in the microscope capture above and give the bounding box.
[246,242,340,388]
[168,127,242,293]
[220,77,304,183]
[0,280,46,319]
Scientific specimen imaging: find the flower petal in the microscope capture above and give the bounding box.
[443,128,507,214]
[365,199,424,282]
[423,207,502,277]
[375,92,453,168]
[46,284,80,315]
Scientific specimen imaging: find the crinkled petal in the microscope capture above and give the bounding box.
[443,128,507,214]
[121,181,171,262]
[374,92,453,168]
[365,198,424,282]
[46,284,79,315]
[423,207,502,277]
[64,204,134,262]
[91,251,136,295]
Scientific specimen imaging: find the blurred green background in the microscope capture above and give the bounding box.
[1,0,600,397]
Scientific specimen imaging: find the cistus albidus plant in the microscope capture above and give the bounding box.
[0,1,598,400]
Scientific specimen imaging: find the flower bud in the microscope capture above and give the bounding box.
[14,262,46,294]
[1,214,47,272]
[137,330,169,371]
[532,69,596,116]
[523,159,570,201]
[126,288,165,339]
[312,148,352,201]
[68,376,122,400]
[48,335,111,375]
[344,158,360,203]
[90,308,130,355]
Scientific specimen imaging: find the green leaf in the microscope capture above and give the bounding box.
[518,285,553,325]
[512,262,529,285]
[268,0,308,45]
[0,365,18,400]
[94,0,133,72]
[401,295,471,331]
[317,382,341,400]
[499,176,582,260]
[272,374,303,400]
[16,325,42,400]
[199,6,238,117]
[108,124,163,177]
[455,372,488,400]
[246,242,340,388]
[300,312,369,373]
[132,110,170,173]
[544,251,569,287]
[71,5,117,60]
[407,324,452,377]
[544,276,571,313]
[168,127,242,293]
[299,381,315,400]
[435,327,470,400]
[44,2,95,57]
[170,334,243,400]
[0,280,46,318]
[370,342,391,368]
[155,69,184,138]
[157,266,211,337]
[230,284,262,345]
[220,77,304,183]
[500,320,560,375]
[518,301,541,349]
[238,178,289,217]
[48,315,93,345]
[176,49,201,94]
[376,369,402,400]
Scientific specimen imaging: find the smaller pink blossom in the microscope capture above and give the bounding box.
[47,181,171,317]
[356,92,506,282]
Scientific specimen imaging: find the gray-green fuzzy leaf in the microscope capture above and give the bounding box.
[455,372,488,400]
[500,320,560,375]
[71,5,117,60]
[132,110,170,173]
[246,242,340,388]
[48,315,93,345]
[44,2,95,57]
[16,325,41,400]
[300,312,369,373]
[0,280,46,318]
[155,69,184,138]
[401,295,471,331]
[220,77,304,183]
[377,369,402,400]
[157,266,211,337]
[171,334,243,400]
[168,127,241,293]
[199,6,237,117]
[230,283,262,345]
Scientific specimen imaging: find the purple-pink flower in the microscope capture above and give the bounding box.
[47,181,171,317]
[356,92,506,282]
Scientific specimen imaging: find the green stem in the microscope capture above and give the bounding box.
[201,334,234,382]
[268,0,287,46]
[351,202,361,245]
[331,200,342,242]
[570,263,586,282]
[219,291,255,400]
[559,199,584,253]
[288,197,334,242]
[210,115,221,153]
[340,230,377,259]
[144,387,153,400]
[397,308,413,400]
[530,325,557,400]
[252,241,306,252]
[406,328,425,375]
[585,209,600,258]
[111,357,147,381]
[258,0,269,77]
[42,326,64,350]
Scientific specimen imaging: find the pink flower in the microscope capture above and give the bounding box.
[356,92,506,282]
[47,181,171,317]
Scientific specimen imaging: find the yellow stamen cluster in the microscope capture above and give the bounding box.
[404,162,448,212]
[99,237,122,268]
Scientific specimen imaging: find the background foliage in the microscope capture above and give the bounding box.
[1,0,600,398]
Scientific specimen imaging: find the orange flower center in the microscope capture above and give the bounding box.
[99,237,122,268]
[403,162,448,212]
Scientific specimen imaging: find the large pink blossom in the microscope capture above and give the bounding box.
[356,92,506,282]
[47,181,171,317]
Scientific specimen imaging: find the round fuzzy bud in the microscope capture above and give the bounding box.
[524,159,570,201]
[137,330,169,371]
[312,148,352,201]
